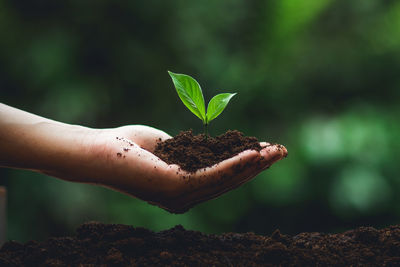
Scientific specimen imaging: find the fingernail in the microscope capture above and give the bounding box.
[278,144,288,158]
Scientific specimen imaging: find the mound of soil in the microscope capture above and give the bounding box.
[1,222,400,266]
[154,130,262,172]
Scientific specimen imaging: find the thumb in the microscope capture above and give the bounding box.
[117,125,172,152]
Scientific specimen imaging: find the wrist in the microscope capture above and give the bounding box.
[34,122,102,182]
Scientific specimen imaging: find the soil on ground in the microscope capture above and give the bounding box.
[153,130,262,172]
[1,222,400,266]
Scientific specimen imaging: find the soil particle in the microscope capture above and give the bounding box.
[116,137,135,147]
[1,222,400,266]
[154,130,262,172]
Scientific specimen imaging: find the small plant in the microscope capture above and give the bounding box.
[168,71,236,139]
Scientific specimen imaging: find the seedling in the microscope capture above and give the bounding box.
[168,71,236,139]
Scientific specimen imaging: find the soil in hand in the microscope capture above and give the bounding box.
[153,130,262,172]
[1,222,400,266]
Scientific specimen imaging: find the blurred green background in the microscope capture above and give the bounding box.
[1,0,400,242]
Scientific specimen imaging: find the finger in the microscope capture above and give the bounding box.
[259,143,288,169]
[170,150,260,205]
[195,143,287,188]
[141,143,287,213]
[175,144,288,209]
[222,144,288,190]
[260,142,271,148]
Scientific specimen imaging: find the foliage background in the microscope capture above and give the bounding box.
[1,0,400,242]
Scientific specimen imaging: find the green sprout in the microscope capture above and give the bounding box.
[168,71,236,139]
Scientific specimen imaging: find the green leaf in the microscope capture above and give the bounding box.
[206,93,236,123]
[168,71,206,122]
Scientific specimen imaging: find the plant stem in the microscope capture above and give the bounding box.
[204,123,208,141]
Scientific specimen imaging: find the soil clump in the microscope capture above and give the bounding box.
[154,130,262,172]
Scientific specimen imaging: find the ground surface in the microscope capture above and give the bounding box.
[1,222,400,266]
[154,130,262,172]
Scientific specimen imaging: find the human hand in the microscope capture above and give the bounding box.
[0,103,287,213]
[79,125,287,213]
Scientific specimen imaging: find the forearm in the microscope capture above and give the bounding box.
[0,103,94,173]
[0,103,61,126]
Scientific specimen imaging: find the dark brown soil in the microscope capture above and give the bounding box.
[154,130,262,172]
[1,222,400,266]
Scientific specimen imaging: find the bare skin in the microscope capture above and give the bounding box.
[0,103,287,213]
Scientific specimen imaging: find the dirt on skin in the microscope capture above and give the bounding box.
[1,222,400,266]
[153,130,263,172]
